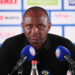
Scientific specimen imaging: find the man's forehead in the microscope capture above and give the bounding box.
[24,10,48,20]
[23,16,48,23]
[23,9,48,18]
[23,9,49,24]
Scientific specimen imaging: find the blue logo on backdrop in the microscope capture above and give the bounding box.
[69,0,75,6]
[40,70,51,75]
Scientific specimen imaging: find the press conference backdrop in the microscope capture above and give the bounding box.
[0,0,75,47]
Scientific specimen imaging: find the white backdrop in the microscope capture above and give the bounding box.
[0,0,75,46]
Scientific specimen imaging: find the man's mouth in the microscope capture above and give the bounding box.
[31,36,39,40]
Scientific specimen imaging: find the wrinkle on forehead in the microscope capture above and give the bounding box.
[23,15,49,25]
[23,10,48,20]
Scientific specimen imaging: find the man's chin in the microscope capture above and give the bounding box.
[29,40,40,45]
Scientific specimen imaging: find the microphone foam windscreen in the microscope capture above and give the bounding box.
[20,45,36,61]
[55,46,71,61]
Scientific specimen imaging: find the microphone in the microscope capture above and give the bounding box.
[55,46,75,67]
[9,45,36,75]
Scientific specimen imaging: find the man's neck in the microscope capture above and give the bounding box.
[30,43,43,50]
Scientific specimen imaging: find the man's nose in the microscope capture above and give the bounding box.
[31,27,39,34]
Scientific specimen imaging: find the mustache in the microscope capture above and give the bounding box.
[30,34,41,38]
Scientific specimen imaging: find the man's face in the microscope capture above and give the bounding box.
[22,10,50,47]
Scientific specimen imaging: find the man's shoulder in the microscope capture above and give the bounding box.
[48,33,69,41]
[6,33,25,41]
[47,33,72,45]
[10,33,25,39]
[1,33,26,46]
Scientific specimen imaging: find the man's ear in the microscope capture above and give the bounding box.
[21,23,23,28]
[48,23,51,30]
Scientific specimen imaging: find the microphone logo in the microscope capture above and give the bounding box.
[29,47,35,56]
[55,48,60,58]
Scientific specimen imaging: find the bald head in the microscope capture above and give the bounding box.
[23,6,48,19]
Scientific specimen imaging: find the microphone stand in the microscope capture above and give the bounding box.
[8,55,27,75]
[8,65,23,75]
[18,65,23,75]
[64,55,75,67]
[64,55,75,75]
[68,64,75,75]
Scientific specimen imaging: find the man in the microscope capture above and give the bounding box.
[0,6,75,75]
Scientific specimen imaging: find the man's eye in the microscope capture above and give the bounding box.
[26,25,33,28]
[38,24,45,28]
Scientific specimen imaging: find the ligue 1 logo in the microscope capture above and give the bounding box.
[55,48,60,58]
[29,47,35,56]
